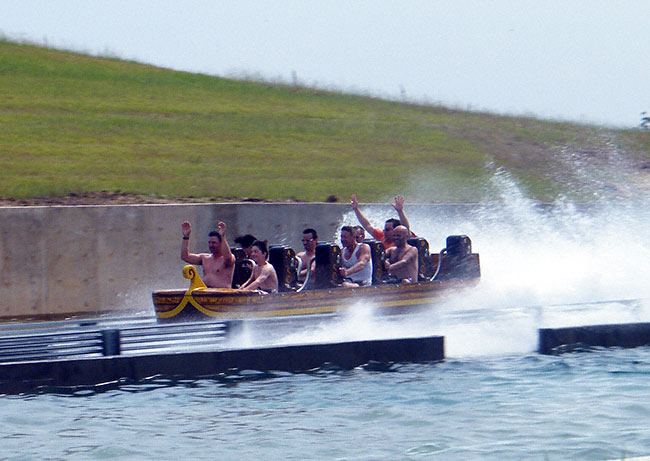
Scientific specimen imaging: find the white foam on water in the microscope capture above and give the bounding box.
[271,163,650,358]
[273,301,383,345]
[427,170,650,357]
[426,168,650,357]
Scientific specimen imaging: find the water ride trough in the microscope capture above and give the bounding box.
[7,230,650,394]
[153,235,482,322]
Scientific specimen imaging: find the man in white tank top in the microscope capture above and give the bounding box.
[338,226,373,287]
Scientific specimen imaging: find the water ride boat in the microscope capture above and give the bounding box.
[152,236,480,322]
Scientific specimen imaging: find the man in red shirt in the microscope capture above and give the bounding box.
[349,195,414,250]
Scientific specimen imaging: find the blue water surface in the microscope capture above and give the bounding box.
[2,347,650,460]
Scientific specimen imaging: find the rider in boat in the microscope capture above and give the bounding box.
[295,228,318,283]
[338,226,373,287]
[384,226,419,283]
[180,221,235,288]
[349,194,414,249]
[240,240,279,294]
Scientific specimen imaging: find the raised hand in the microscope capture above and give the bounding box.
[392,195,405,212]
[216,221,227,237]
[181,221,192,237]
[350,194,359,211]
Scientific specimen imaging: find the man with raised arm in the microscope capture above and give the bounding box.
[181,221,235,288]
[384,225,419,283]
[350,194,413,249]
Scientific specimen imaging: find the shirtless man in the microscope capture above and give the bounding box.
[384,225,419,283]
[350,194,413,249]
[181,221,235,288]
[240,240,279,293]
[338,226,373,287]
[295,228,318,282]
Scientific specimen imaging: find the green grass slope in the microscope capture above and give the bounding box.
[1,40,649,203]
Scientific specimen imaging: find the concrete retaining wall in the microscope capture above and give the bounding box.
[0,203,478,320]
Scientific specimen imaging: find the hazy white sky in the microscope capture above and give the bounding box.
[2,0,649,127]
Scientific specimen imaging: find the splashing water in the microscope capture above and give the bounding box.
[260,167,650,358]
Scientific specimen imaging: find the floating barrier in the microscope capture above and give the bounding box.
[0,317,444,394]
[539,322,650,355]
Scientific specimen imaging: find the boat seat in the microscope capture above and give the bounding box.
[269,245,298,292]
[231,247,253,288]
[312,242,343,289]
[363,239,386,285]
[407,237,433,281]
[429,235,481,281]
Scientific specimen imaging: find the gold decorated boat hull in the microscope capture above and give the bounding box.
[152,279,475,322]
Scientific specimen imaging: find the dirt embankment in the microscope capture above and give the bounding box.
[0,191,309,207]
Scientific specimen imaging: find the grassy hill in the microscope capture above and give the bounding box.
[1,39,649,204]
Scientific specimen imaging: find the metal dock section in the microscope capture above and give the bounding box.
[0,316,444,394]
[0,318,238,363]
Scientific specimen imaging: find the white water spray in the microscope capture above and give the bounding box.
[423,169,650,356]
[262,165,650,358]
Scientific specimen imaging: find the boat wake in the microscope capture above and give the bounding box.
[243,167,650,358]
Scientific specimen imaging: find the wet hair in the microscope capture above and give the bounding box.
[353,225,365,239]
[385,218,401,229]
[234,234,257,248]
[208,230,222,242]
[302,228,318,240]
[341,225,355,235]
[251,240,269,258]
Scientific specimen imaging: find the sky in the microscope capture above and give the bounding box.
[2,0,649,128]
